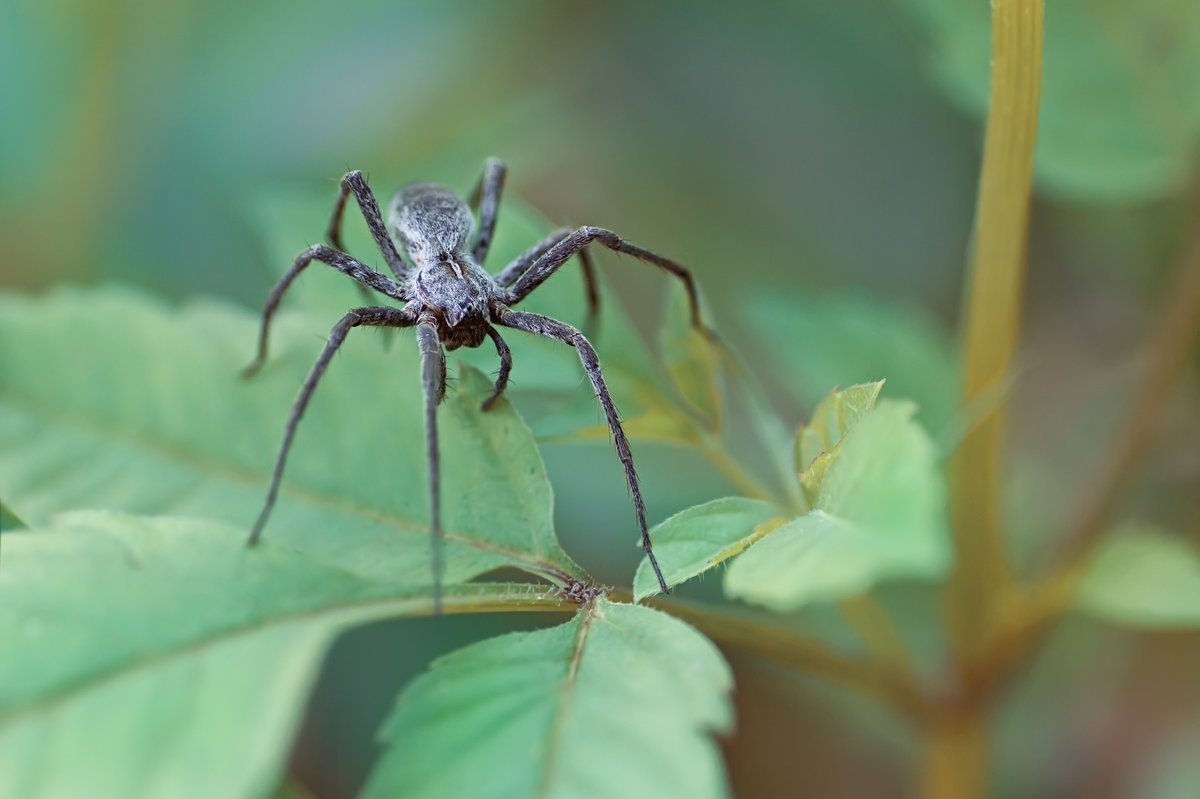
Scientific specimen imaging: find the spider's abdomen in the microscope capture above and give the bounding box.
[388,183,473,262]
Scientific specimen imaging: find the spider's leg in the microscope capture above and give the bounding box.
[243,245,405,378]
[496,308,670,594]
[494,227,600,333]
[481,325,512,411]
[248,306,416,547]
[505,226,716,341]
[468,157,507,264]
[327,170,411,280]
[416,315,448,613]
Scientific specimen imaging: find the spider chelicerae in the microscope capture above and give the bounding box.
[243,158,716,608]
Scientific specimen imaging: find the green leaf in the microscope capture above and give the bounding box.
[898,0,1200,201]
[361,598,733,799]
[0,511,558,799]
[633,497,786,600]
[745,291,957,432]
[0,285,580,585]
[1075,528,1200,628]
[726,401,950,611]
[659,285,721,431]
[795,380,885,506]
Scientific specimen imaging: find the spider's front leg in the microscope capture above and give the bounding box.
[248,306,417,546]
[495,307,671,594]
[493,228,600,332]
[504,226,717,341]
[242,246,405,378]
[416,315,449,613]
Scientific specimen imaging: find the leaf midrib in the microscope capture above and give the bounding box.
[0,582,563,733]
[536,601,595,799]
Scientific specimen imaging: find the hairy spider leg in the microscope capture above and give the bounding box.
[481,325,513,411]
[242,245,406,377]
[416,315,448,613]
[495,308,670,594]
[247,306,417,547]
[326,170,411,279]
[505,226,717,341]
[494,227,601,333]
[468,157,507,264]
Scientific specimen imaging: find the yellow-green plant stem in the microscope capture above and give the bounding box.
[937,1,1043,797]
[947,0,1043,669]
[923,713,987,799]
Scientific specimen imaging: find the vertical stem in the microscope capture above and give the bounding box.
[948,0,1044,666]
[937,4,1043,796]
[922,713,987,799]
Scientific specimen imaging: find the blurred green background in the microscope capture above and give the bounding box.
[3,1,1199,796]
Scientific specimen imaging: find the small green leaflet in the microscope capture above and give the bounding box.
[637,396,950,611]
[727,401,949,610]
[795,380,885,507]
[634,383,883,600]
[633,497,785,601]
[1075,527,1200,628]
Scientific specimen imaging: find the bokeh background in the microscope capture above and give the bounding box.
[3,1,1199,796]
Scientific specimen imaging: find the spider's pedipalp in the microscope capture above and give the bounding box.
[481,325,512,411]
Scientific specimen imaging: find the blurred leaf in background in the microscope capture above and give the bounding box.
[899,0,1200,202]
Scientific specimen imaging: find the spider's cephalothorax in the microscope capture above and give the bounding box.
[243,158,716,611]
[393,184,496,349]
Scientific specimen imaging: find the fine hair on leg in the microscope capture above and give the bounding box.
[243,245,406,378]
[248,306,416,546]
[469,157,507,264]
[496,307,670,593]
[416,315,447,613]
[326,170,411,279]
[482,325,512,411]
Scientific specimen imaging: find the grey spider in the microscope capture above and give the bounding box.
[243,158,715,609]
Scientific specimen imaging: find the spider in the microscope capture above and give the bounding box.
[242,158,715,609]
